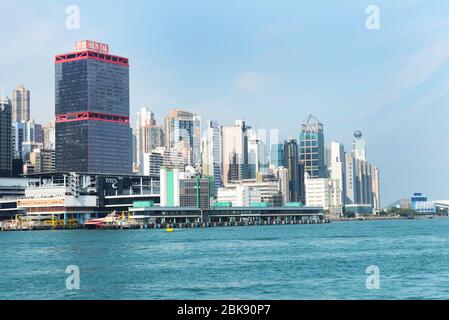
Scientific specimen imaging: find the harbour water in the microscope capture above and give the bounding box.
[1,218,449,300]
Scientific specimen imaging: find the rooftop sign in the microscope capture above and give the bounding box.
[75,40,109,53]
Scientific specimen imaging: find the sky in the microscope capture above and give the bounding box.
[1,0,449,206]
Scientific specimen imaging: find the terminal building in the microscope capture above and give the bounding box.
[16,172,160,224]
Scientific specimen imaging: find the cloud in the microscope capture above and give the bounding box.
[362,39,449,114]
[234,72,273,94]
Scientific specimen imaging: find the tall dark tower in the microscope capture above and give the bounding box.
[0,97,12,177]
[284,137,303,203]
[54,41,131,174]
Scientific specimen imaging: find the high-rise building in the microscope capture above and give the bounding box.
[273,166,289,204]
[143,149,164,177]
[283,137,303,203]
[270,143,284,168]
[353,130,367,161]
[372,166,380,211]
[344,131,374,215]
[248,129,262,179]
[43,121,56,150]
[328,141,346,208]
[300,114,326,179]
[12,119,41,161]
[12,84,30,122]
[23,148,55,174]
[135,107,164,173]
[0,97,12,177]
[201,121,222,193]
[305,173,342,212]
[221,120,249,184]
[164,109,201,166]
[54,40,132,174]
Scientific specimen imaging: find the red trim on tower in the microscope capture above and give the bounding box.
[55,111,130,124]
[55,50,129,67]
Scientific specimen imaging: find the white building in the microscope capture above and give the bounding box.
[143,150,164,177]
[273,166,289,204]
[328,141,346,206]
[164,109,201,166]
[43,121,55,150]
[217,185,261,207]
[372,166,380,211]
[221,120,249,184]
[135,107,164,174]
[12,84,30,122]
[305,173,342,213]
[201,121,222,192]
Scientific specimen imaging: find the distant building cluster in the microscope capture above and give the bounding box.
[0,40,383,223]
[0,84,55,178]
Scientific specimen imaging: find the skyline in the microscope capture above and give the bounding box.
[1,1,449,205]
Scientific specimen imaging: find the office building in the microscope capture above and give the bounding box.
[12,84,30,122]
[23,149,55,174]
[0,97,12,177]
[328,141,346,208]
[372,166,380,211]
[160,167,213,209]
[12,119,41,160]
[201,121,222,193]
[344,131,375,215]
[283,137,303,203]
[411,192,435,214]
[300,114,326,178]
[55,40,132,174]
[43,121,55,150]
[143,150,164,177]
[164,109,201,166]
[270,143,284,168]
[222,120,249,184]
[135,107,164,173]
[305,173,342,213]
[353,130,367,161]
[217,185,262,207]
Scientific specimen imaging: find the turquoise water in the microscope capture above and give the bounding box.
[1,219,449,300]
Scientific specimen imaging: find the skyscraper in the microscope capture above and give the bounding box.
[201,121,222,192]
[283,137,302,203]
[372,166,380,211]
[54,40,132,174]
[353,130,367,161]
[164,109,201,166]
[300,114,326,179]
[12,119,40,161]
[43,121,56,150]
[328,141,346,207]
[221,120,249,184]
[12,84,30,122]
[135,107,164,173]
[0,97,12,177]
[344,131,374,214]
[270,143,284,168]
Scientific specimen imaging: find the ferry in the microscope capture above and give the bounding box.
[84,213,121,229]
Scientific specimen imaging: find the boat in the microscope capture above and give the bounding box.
[84,213,121,229]
[166,228,175,233]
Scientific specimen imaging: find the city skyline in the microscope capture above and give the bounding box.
[1,0,449,205]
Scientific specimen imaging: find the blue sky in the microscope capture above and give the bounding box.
[1,0,449,205]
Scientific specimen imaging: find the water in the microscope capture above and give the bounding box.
[1,219,449,300]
